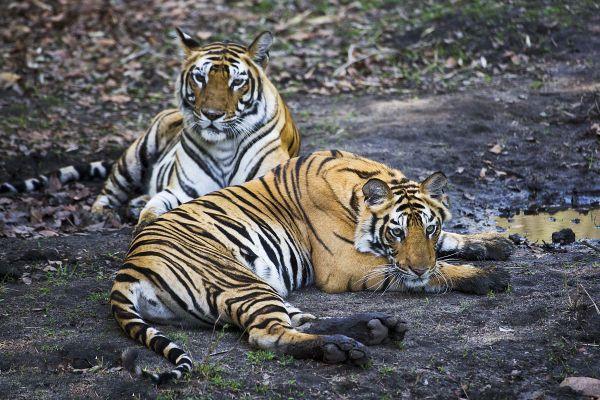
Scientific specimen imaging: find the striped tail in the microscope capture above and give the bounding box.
[0,161,113,194]
[110,290,194,384]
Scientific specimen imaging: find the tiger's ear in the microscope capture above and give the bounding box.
[176,27,201,56]
[362,178,392,208]
[420,172,448,201]
[248,31,273,68]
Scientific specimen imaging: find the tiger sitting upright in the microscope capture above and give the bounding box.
[110,150,513,384]
[92,29,299,225]
[1,29,300,225]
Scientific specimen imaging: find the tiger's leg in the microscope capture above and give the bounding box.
[222,282,369,365]
[92,110,181,214]
[297,313,408,346]
[426,261,510,295]
[137,188,191,226]
[284,302,317,327]
[437,231,514,261]
[128,195,151,220]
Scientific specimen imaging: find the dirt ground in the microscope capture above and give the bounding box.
[1,2,600,400]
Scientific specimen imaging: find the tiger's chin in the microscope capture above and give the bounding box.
[198,127,229,142]
[403,277,430,289]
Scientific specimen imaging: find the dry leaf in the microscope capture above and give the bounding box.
[38,229,59,237]
[489,144,502,154]
[479,167,487,178]
[287,31,314,41]
[101,94,131,104]
[444,57,457,69]
[0,72,20,87]
[196,31,212,40]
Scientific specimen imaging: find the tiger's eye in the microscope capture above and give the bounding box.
[426,225,436,235]
[390,227,404,239]
[192,70,204,83]
[232,78,245,87]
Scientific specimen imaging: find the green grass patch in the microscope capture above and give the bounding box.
[247,349,276,364]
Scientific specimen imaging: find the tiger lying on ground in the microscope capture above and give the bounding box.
[110,150,513,384]
[1,29,300,225]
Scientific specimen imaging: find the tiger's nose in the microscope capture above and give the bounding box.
[201,109,225,121]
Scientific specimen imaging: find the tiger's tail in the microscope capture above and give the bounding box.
[110,279,193,384]
[0,161,113,194]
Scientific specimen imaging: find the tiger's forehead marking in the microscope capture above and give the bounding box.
[387,181,438,226]
[191,44,251,78]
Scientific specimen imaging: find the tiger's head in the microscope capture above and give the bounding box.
[175,28,275,142]
[355,172,451,289]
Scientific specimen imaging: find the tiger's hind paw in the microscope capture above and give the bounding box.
[322,335,369,366]
[300,313,408,346]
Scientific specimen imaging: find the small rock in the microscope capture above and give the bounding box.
[552,228,575,245]
[560,377,600,397]
[509,234,526,245]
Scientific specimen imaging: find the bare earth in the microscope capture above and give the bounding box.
[1,10,600,400]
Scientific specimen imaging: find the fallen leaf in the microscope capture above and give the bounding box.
[479,168,487,178]
[489,144,502,154]
[101,94,131,104]
[196,31,212,40]
[456,167,465,174]
[287,31,314,41]
[0,72,20,87]
[444,57,457,69]
[38,229,59,237]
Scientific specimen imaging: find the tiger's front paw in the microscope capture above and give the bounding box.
[137,208,159,227]
[456,267,510,295]
[321,335,370,366]
[128,195,151,220]
[459,234,515,261]
[91,196,111,215]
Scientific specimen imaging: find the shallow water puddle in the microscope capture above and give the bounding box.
[495,208,600,242]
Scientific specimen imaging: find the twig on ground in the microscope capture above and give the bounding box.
[209,348,234,357]
[579,284,600,315]
[333,46,395,77]
[121,47,150,64]
[580,240,600,253]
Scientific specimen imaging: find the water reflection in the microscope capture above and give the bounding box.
[495,208,600,242]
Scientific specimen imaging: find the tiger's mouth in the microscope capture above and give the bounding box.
[387,259,435,288]
[184,111,241,141]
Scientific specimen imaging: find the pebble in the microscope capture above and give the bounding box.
[551,228,576,245]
